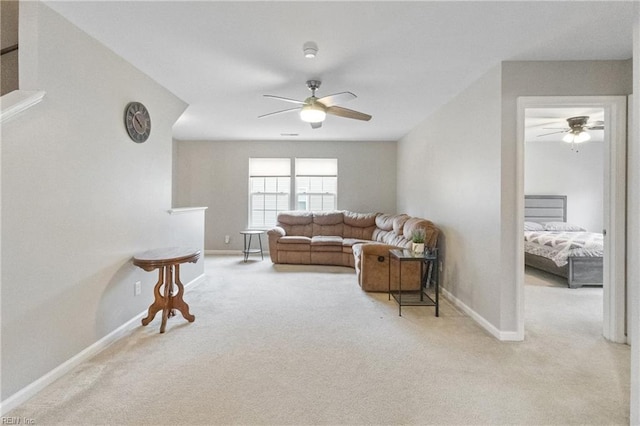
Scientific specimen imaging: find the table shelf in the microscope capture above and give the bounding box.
[388,248,439,317]
[240,230,264,262]
[390,290,437,307]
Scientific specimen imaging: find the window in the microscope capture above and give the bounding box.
[249,158,291,228]
[248,157,338,228]
[295,158,338,211]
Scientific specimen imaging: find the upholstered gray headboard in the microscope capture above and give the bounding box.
[524,195,567,223]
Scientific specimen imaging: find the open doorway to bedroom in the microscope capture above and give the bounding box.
[523,107,605,339]
[516,96,627,344]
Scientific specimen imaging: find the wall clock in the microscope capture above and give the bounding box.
[124,102,151,143]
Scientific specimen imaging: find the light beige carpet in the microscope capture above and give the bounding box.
[6,256,629,425]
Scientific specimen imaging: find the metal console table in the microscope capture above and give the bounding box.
[240,230,264,262]
[388,248,439,317]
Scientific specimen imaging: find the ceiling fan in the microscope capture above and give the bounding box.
[258,80,372,129]
[538,116,604,143]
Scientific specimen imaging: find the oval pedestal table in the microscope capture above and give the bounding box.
[132,247,200,333]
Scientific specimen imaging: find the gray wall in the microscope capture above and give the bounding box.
[397,64,504,330]
[1,2,203,401]
[525,139,604,232]
[397,59,631,336]
[174,140,397,251]
[1,0,19,95]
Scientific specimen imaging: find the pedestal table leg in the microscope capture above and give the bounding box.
[172,264,195,322]
[141,268,164,326]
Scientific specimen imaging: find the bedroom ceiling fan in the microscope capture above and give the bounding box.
[258,80,372,129]
[537,116,604,144]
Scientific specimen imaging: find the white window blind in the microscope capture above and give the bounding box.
[295,158,338,211]
[249,158,291,228]
[249,158,291,176]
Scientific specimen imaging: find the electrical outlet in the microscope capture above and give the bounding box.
[134,281,141,296]
[225,235,230,244]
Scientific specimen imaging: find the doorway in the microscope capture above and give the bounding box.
[516,96,627,343]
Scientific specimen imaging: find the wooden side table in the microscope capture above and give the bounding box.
[132,247,200,333]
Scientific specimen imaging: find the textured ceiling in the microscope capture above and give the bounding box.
[44,1,636,142]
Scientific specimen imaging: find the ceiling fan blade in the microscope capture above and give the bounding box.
[537,130,568,137]
[326,106,372,121]
[258,107,301,119]
[310,121,322,129]
[263,95,306,105]
[317,92,356,107]
[586,121,605,130]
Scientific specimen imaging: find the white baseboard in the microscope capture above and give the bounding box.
[205,249,241,255]
[441,288,523,342]
[204,250,270,255]
[0,273,206,415]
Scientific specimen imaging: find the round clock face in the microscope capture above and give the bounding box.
[124,102,151,143]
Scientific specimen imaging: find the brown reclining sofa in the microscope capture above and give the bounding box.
[267,210,438,292]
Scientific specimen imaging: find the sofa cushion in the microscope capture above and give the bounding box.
[344,211,377,227]
[313,211,344,225]
[278,211,313,237]
[278,236,311,245]
[402,218,430,240]
[278,211,313,225]
[311,236,343,252]
[373,229,410,248]
[375,213,396,231]
[311,236,343,246]
[342,238,371,247]
[402,218,438,248]
[343,211,378,240]
[277,235,311,253]
[312,211,344,236]
[393,214,410,234]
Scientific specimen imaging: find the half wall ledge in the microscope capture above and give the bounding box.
[0,90,46,123]
[168,207,208,215]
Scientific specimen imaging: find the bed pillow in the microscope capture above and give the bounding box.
[524,221,544,231]
[543,222,586,232]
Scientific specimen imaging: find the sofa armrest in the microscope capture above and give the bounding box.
[357,243,421,292]
[267,226,286,238]
[361,243,397,257]
[353,243,396,291]
[267,227,285,262]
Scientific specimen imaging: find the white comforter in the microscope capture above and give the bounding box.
[524,231,604,267]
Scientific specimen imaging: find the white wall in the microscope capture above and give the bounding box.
[629,6,640,423]
[398,65,504,331]
[524,139,604,232]
[1,2,203,402]
[174,139,397,251]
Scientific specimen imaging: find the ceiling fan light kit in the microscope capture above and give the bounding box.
[562,116,592,144]
[563,130,591,144]
[300,103,326,123]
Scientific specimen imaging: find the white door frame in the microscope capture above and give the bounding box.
[516,95,627,343]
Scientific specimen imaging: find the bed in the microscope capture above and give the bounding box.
[524,195,603,288]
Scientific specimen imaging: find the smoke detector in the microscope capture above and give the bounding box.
[303,41,318,59]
